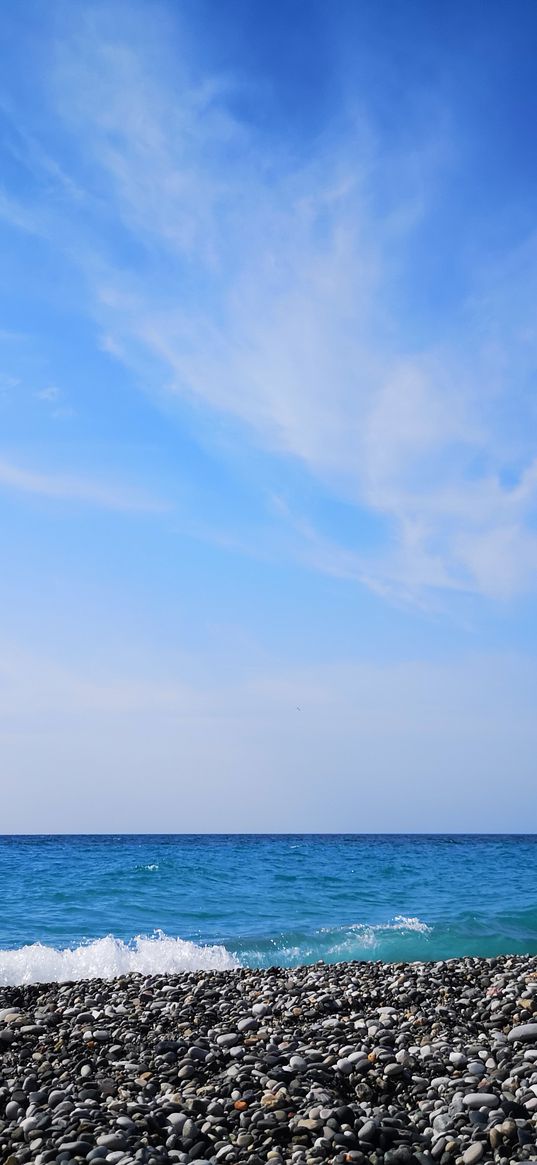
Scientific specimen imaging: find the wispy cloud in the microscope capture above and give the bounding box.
[34,385,76,419]
[4,9,537,601]
[0,374,20,394]
[36,385,61,403]
[0,188,43,235]
[0,456,166,512]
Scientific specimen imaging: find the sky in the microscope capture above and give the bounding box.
[1,0,537,832]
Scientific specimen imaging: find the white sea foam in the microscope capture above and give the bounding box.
[354,915,431,935]
[320,915,431,938]
[319,915,432,956]
[347,916,431,947]
[390,915,431,933]
[0,932,241,987]
[241,916,433,965]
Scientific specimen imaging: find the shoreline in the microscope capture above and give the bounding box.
[1,954,537,1164]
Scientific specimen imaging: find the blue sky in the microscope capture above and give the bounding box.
[1,0,537,831]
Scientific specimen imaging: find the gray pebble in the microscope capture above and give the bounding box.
[96,1134,127,1150]
[216,1032,239,1047]
[508,1023,537,1043]
[462,1092,500,1108]
[0,951,536,1165]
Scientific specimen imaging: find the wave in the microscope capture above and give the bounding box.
[2,910,536,986]
[0,932,240,987]
[0,918,431,986]
[235,911,537,967]
[317,915,431,953]
[324,915,432,958]
[233,915,434,966]
[351,914,431,938]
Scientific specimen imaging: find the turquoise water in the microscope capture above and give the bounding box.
[0,834,536,984]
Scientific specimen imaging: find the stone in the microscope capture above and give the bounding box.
[216,1032,239,1047]
[462,1145,484,1165]
[0,950,537,1165]
[462,1092,500,1108]
[237,1017,257,1032]
[47,1090,66,1107]
[508,1022,537,1043]
[357,1120,377,1142]
[96,1135,127,1150]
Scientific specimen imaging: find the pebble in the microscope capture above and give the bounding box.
[96,1134,127,1150]
[0,954,536,1162]
[508,1022,537,1043]
[462,1092,499,1107]
[462,1145,484,1164]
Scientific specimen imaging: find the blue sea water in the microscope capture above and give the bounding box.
[0,834,536,985]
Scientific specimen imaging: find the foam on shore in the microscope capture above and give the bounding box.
[0,917,432,986]
[0,931,240,986]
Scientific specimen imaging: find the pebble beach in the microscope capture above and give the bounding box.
[2,955,537,1165]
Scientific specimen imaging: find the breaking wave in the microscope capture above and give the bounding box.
[234,915,433,966]
[0,918,432,985]
[0,931,241,987]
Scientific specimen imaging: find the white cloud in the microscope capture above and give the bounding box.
[0,456,166,512]
[0,188,43,235]
[36,385,61,403]
[0,374,20,394]
[7,10,537,601]
[34,386,76,419]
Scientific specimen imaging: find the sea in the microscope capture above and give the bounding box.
[1,834,536,986]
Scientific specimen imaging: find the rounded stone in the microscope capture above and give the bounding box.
[462,1145,484,1165]
[462,1092,500,1108]
[96,1135,127,1150]
[507,1023,537,1043]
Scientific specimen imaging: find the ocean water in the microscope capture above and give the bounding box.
[0,834,536,986]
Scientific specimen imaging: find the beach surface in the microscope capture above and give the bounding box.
[1,955,537,1164]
